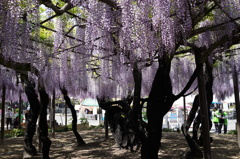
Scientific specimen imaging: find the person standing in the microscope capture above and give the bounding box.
[211,107,219,133]
[13,116,20,128]
[217,109,228,134]
[5,108,13,129]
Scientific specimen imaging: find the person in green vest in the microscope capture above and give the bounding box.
[217,109,228,134]
[211,107,219,133]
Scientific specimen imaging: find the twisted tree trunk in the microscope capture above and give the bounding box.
[97,96,144,150]
[0,84,6,145]
[144,58,175,159]
[23,80,40,156]
[61,88,86,146]
[192,59,213,144]
[131,63,148,153]
[23,80,52,158]
[38,87,52,159]
[232,64,240,148]
[181,95,203,158]
[182,56,214,158]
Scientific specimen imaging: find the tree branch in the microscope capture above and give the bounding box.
[40,6,86,25]
[40,0,73,15]
[98,0,119,9]
[192,16,240,37]
[175,62,203,100]
[192,2,216,27]
[175,29,240,99]
[0,53,39,76]
[213,0,240,29]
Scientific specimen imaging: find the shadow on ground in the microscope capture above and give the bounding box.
[0,129,239,159]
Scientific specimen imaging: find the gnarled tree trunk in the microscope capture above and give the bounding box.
[144,58,176,159]
[61,88,86,146]
[192,59,213,144]
[131,62,148,153]
[182,57,214,158]
[23,80,40,156]
[181,95,203,158]
[38,87,52,159]
[0,84,6,145]
[97,96,144,150]
[23,79,52,158]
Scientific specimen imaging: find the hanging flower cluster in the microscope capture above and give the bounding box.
[0,0,240,102]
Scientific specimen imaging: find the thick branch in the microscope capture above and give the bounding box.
[175,30,238,99]
[60,87,86,146]
[213,0,240,29]
[98,0,119,9]
[40,25,84,43]
[192,16,240,37]
[175,62,203,100]
[0,53,39,76]
[192,2,216,27]
[40,10,86,25]
[40,0,73,15]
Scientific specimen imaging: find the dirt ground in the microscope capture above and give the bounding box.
[0,128,239,159]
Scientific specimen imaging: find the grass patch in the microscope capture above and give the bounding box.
[4,134,12,138]
[227,130,237,135]
[162,128,175,132]
[11,128,25,137]
[85,124,104,130]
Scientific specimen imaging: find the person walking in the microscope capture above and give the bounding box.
[5,108,13,129]
[211,107,219,133]
[217,109,228,134]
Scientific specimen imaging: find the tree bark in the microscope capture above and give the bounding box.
[232,66,240,123]
[183,96,187,121]
[132,62,142,124]
[18,91,22,129]
[181,95,203,158]
[232,64,240,148]
[104,111,108,139]
[195,52,212,159]
[65,103,67,126]
[97,98,124,147]
[97,97,143,150]
[61,88,86,146]
[38,87,52,159]
[0,84,6,145]
[142,51,213,158]
[51,89,56,138]
[23,80,40,156]
[145,58,175,159]
[131,63,148,153]
[191,61,213,142]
